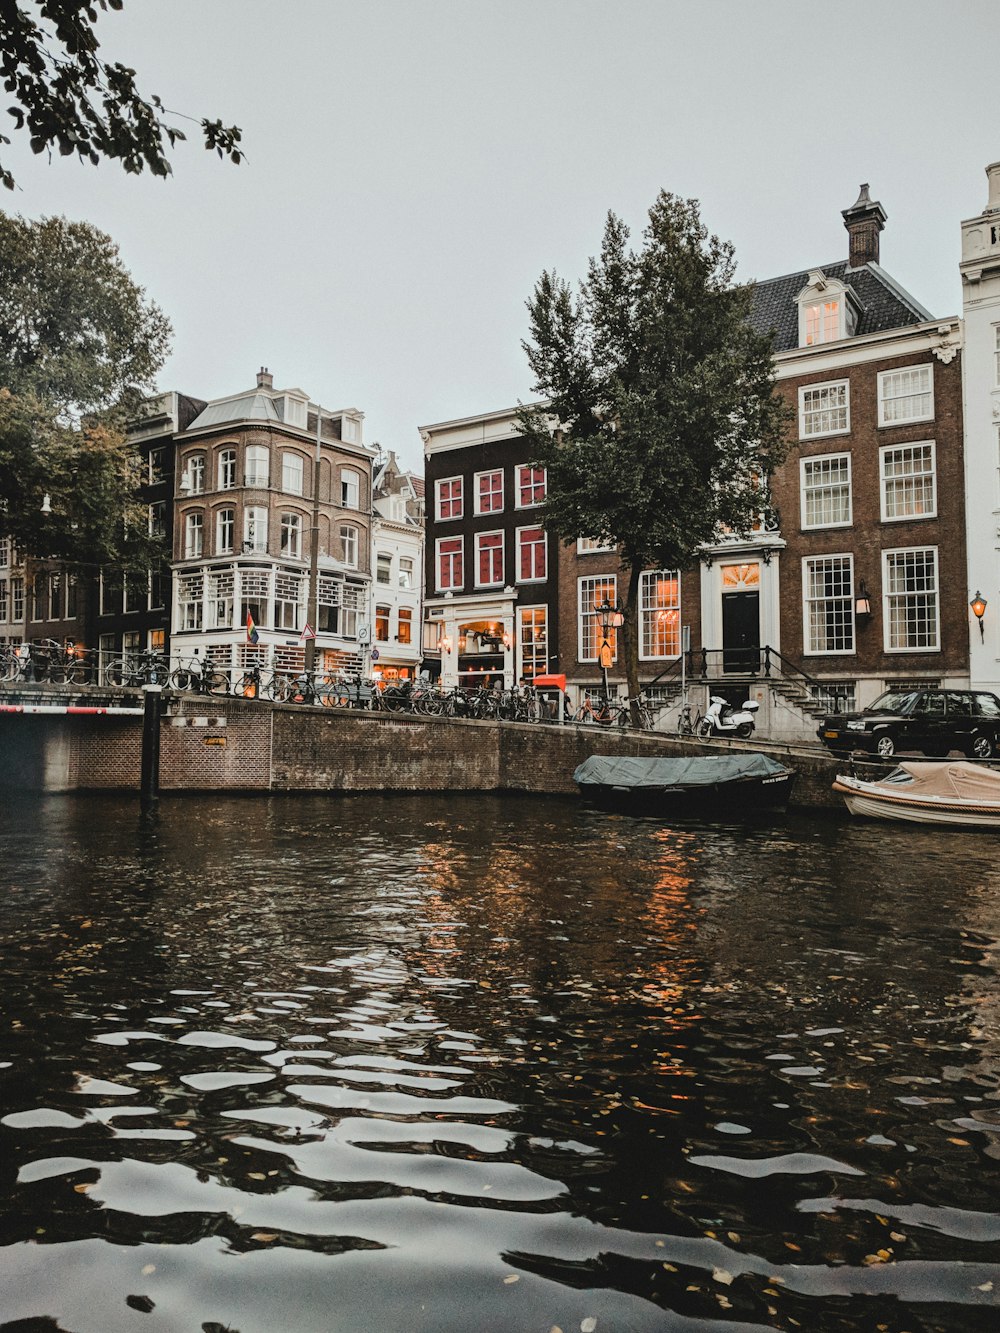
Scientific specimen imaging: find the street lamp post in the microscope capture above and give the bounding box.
[595,597,624,705]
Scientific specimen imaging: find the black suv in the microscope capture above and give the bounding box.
[818,688,1000,759]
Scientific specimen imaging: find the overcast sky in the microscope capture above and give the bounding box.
[4,0,998,469]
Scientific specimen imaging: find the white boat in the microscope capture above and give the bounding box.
[833,761,1000,828]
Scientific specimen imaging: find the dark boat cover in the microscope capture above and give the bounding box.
[574,753,792,789]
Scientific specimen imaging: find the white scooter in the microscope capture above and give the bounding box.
[698,695,759,740]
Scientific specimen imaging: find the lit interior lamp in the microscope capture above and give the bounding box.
[854,580,871,618]
[971,591,988,642]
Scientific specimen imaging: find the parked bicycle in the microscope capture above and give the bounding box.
[105,649,171,687]
[233,662,295,702]
[170,650,230,695]
[573,695,628,726]
[676,700,703,737]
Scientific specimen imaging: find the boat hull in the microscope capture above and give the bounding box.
[579,771,795,815]
[834,778,1000,828]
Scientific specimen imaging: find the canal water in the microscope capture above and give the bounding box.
[1,792,999,1333]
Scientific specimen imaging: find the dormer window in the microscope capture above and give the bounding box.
[797,271,858,347]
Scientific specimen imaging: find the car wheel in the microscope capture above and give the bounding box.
[875,732,896,759]
[971,734,994,759]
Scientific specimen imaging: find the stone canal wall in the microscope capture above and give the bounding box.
[0,692,845,809]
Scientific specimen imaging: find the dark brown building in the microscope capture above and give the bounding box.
[421,407,558,688]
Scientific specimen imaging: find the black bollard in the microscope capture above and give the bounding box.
[140,685,162,811]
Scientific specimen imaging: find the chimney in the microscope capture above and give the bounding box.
[986,160,1000,212]
[842,183,887,268]
[256,366,273,390]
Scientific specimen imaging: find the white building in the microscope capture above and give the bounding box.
[961,160,1000,692]
[369,451,424,684]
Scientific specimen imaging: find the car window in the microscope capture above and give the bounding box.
[945,691,973,717]
[975,693,1000,718]
[866,690,918,714]
[914,692,945,717]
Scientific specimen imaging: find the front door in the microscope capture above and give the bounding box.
[722,592,759,673]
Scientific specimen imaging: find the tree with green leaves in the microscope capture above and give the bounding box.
[0,210,171,571]
[0,0,243,192]
[517,191,791,718]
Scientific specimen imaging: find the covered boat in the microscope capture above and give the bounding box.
[573,753,795,813]
[833,760,1000,828]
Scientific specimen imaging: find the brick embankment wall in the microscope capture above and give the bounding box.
[0,694,845,809]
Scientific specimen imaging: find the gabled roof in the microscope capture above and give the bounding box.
[749,260,934,352]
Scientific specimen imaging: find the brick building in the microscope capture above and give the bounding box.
[171,369,374,679]
[429,182,970,735]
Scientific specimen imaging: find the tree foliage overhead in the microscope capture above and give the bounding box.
[0,211,171,416]
[517,191,791,706]
[0,210,171,569]
[0,0,244,191]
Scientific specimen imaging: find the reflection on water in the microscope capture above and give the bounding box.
[1,791,1000,1332]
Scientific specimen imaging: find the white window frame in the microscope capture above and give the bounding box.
[994,324,1000,388]
[436,535,463,592]
[184,511,204,559]
[435,475,463,521]
[245,445,269,488]
[577,536,616,554]
[244,507,268,553]
[282,452,305,495]
[340,524,359,569]
[802,554,855,657]
[376,552,392,585]
[516,464,546,508]
[218,448,237,490]
[398,556,414,589]
[882,546,940,654]
[518,604,548,678]
[341,468,361,509]
[800,453,853,529]
[516,524,547,583]
[639,570,681,661]
[877,365,934,428]
[578,575,618,663]
[187,454,205,495]
[799,380,850,440]
[216,508,235,555]
[280,512,303,559]
[474,469,505,515]
[880,441,937,522]
[475,530,504,588]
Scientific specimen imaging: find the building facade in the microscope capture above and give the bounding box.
[961,160,1000,693]
[369,451,424,684]
[170,369,374,679]
[421,407,556,688]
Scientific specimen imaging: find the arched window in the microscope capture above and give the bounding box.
[398,607,412,644]
[245,445,269,487]
[282,452,304,495]
[187,454,205,495]
[341,469,360,508]
[375,604,390,641]
[218,449,237,490]
[184,512,204,559]
[340,524,358,568]
[280,513,302,559]
[216,508,235,555]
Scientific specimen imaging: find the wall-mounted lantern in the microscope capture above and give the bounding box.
[971,591,988,642]
[854,580,872,619]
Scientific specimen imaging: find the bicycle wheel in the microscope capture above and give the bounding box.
[205,670,230,695]
[266,674,291,703]
[105,657,126,687]
[235,673,258,699]
[170,667,195,691]
[147,656,171,687]
[48,661,68,684]
[573,705,591,724]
